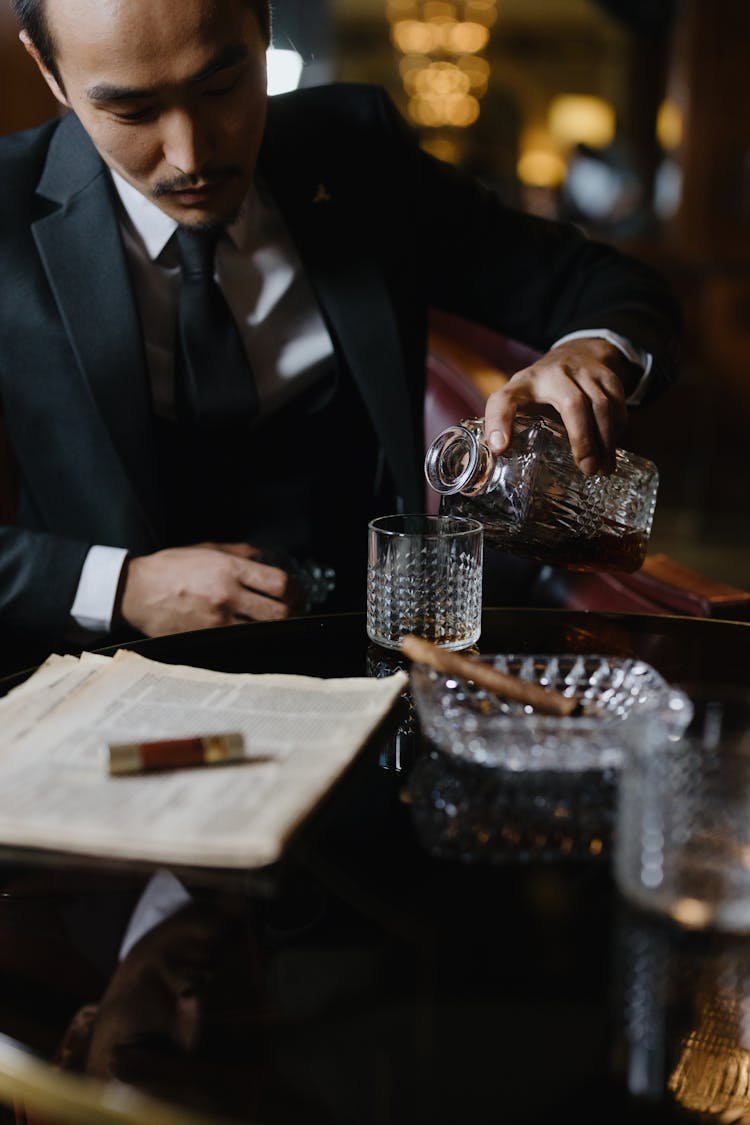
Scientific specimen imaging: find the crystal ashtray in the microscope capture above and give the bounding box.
[410,653,692,772]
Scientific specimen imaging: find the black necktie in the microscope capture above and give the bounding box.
[175,226,259,427]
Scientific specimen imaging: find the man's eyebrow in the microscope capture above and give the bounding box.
[85,44,250,103]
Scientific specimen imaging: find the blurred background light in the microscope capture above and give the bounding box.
[517,148,567,188]
[516,126,567,187]
[387,0,499,132]
[656,98,683,151]
[266,47,305,96]
[565,154,630,219]
[548,94,616,150]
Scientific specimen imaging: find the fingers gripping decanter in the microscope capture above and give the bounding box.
[424,414,659,573]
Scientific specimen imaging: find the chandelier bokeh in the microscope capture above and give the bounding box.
[386,0,499,129]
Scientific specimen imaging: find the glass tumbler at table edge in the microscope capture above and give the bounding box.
[366,513,483,652]
[614,687,750,934]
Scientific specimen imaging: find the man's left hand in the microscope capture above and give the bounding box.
[483,338,640,475]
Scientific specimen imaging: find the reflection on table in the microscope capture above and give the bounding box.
[615,899,750,1122]
[0,608,748,1124]
[408,747,616,863]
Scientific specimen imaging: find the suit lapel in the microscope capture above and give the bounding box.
[258,130,423,511]
[32,114,162,546]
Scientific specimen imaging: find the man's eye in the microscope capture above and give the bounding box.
[112,107,153,123]
[202,74,242,97]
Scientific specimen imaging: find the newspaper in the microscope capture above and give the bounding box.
[0,650,407,869]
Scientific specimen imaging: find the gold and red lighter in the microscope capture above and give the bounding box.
[108,733,246,775]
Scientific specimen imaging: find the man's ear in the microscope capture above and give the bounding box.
[19,30,69,107]
[55,1003,99,1071]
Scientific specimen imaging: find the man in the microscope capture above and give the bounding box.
[53,873,284,1120]
[1,0,680,655]
[6,866,335,1122]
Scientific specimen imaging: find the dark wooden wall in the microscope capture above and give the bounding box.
[626,0,750,558]
[0,6,58,134]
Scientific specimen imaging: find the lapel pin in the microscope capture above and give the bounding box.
[312,183,333,204]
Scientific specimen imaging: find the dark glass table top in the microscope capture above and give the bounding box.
[96,605,750,685]
[1,608,749,1124]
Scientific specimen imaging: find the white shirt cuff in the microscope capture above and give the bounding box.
[552,328,653,406]
[69,544,129,635]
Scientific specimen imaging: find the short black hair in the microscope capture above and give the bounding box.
[10,0,60,84]
[10,0,272,89]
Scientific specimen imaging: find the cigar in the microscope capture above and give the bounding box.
[400,635,579,717]
[109,733,250,775]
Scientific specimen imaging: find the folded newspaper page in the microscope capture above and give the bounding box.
[0,650,407,869]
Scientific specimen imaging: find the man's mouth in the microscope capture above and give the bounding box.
[154,170,241,203]
[169,182,222,200]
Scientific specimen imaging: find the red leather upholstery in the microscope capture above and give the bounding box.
[424,311,526,515]
[428,309,541,376]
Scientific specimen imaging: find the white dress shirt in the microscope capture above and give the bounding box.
[69,174,653,637]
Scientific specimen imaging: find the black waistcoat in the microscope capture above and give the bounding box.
[152,358,400,612]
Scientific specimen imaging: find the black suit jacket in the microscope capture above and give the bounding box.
[0,82,681,647]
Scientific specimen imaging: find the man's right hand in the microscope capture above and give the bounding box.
[116,543,307,637]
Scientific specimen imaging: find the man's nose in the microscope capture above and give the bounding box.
[162,111,211,177]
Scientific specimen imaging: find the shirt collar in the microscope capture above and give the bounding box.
[118,868,192,961]
[110,169,252,259]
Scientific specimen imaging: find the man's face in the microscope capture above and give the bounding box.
[34,0,268,226]
[80,904,267,1114]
